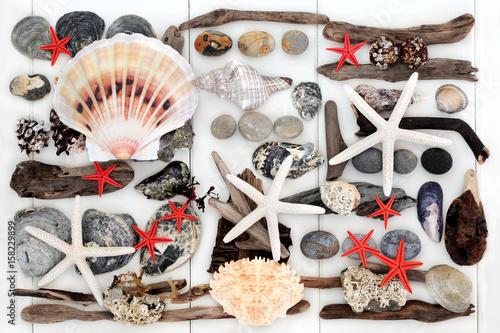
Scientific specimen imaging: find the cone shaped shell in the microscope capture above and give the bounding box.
[191,60,292,111]
[54,34,198,161]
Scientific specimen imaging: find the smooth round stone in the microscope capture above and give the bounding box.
[380,229,421,260]
[211,114,237,139]
[342,234,377,260]
[421,148,453,175]
[352,147,383,174]
[281,30,309,55]
[238,31,275,57]
[194,30,232,56]
[10,74,50,101]
[394,149,418,174]
[300,231,339,259]
[273,115,303,139]
[238,112,272,142]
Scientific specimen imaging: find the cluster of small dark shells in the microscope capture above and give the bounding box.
[16,118,51,156]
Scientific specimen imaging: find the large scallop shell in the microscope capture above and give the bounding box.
[191,60,292,111]
[210,257,303,326]
[435,84,468,113]
[425,264,472,313]
[54,34,198,161]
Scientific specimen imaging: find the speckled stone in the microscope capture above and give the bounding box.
[157,120,193,162]
[194,30,232,56]
[238,31,275,57]
[238,112,273,142]
[281,30,309,55]
[300,231,339,259]
[352,148,383,174]
[394,149,418,174]
[273,115,303,139]
[292,82,322,120]
[10,74,50,101]
[140,202,200,275]
[342,234,377,260]
[134,161,190,200]
[211,114,237,139]
[421,148,453,175]
[380,229,421,260]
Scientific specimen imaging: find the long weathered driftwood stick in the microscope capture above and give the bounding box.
[179,9,329,30]
[317,59,478,82]
[364,262,426,282]
[325,101,348,180]
[352,105,490,164]
[21,300,310,324]
[320,300,475,322]
[323,14,474,45]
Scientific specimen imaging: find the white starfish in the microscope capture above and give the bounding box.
[224,155,325,261]
[24,196,135,306]
[329,72,453,196]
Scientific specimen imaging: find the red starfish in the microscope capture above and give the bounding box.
[160,201,199,234]
[81,162,122,197]
[39,26,72,66]
[326,32,366,71]
[366,196,401,229]
[373,240,423,293]
[341,230,380,268]
[132,220,173,263]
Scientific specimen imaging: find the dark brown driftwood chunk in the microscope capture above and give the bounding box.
[324,101,347,180]
[10,160,134,199]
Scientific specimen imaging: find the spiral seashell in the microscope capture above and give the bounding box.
[191,60,292,111]
[435,84,468,113]
[354,84,423,112]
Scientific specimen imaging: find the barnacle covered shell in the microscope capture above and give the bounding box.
[354,84,422,113]
[238,31,275,57]
[210,257,303,325]
[53,34,198,161]
[425,265,472,313]
[320,181,360,216]
[191,60,292,111]
[400,37,428,70]
[369,36,398,70]
[55,11,105,55]
[435,84,468,113]
[105,15,156,38]
[11,16,52,60]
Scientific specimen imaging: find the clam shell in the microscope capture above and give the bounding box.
[105,15,156,39]
[425,265,472,313]
[436,84,468,113]
[210,257,303,325]
[238,31,275,57]
[55,11,105,55]
[11,16,52,60]
[53,34,198,161]
[191,60,291,111]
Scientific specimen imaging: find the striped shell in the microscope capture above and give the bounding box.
[210,257,303,325]
[54,34,198,161]
[435,84,468,113]
[191,60,292,111]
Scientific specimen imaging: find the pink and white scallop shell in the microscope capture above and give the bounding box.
[54,34,198,161]
[209,257,303,326]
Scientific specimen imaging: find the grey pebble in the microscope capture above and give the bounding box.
[238,111,273,142]
[352,147,383,174]
[380,229,421,260]
[342,234,377,260]
[394,149,418,174]
[211,114,237,139]
[300,231,339,259]
[10,74,51,101]
[274,115,303,139]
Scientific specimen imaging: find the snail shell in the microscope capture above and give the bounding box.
[435,84,468,113]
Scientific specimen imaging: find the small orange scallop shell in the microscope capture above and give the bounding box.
[210,257,303,326]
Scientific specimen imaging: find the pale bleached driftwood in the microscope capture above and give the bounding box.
[323,14,474,45]
[325,100,348,180]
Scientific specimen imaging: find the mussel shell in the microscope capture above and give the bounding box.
[425,265,472,313]
[56,11,105,55]
[417,181,443,242]
[11,16,52,60]
[105,14,156,39]
[436,84,468,113]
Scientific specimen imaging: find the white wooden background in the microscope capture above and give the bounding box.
[1,0,498,332]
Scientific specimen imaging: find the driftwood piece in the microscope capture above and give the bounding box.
[21,301,310,324]
[317,59,478,82]
[10,160,134,199]
[14,279,187,306]
[363,262,426,283]
[320,300,475,322]
[323,14,474,45]
[161,25,184,54]
[352,105,490,164]
[325,101,348,180]
[179,9,329,30]
[281,182,416,219]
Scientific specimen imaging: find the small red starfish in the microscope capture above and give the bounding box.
[39,26,72,66]
[160,201,199,234]
[367,196,401,229]
[341,230,380,268]
[132,220,173,263]
[81,162,122,197]
[373,240,423,293]
[326,32,366,71]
